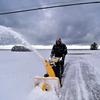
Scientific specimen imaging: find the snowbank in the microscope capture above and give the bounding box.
[28,87,59,100]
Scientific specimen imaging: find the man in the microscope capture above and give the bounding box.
[50,38,67,76]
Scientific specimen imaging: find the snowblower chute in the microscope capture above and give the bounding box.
[44,60,56,77]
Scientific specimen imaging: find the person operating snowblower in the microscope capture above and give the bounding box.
[33,38,67,93]
[50,38,67,85]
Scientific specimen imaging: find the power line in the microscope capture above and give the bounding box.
[0,1,100,15]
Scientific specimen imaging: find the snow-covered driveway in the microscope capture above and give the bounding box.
[61,52,100,100]
[0,50,100,100]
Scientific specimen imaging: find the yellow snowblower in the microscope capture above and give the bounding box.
[34,58,61,95]
[44,60,56,77]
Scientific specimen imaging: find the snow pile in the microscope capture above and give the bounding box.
[28,86,59,100]
[27,77,60,100]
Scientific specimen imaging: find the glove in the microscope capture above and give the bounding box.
[60,57,62,61]
[49,57,51,61]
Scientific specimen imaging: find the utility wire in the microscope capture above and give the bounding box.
[0,1,100,15]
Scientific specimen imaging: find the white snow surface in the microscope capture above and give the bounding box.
[0,50,100,100]
[28,86,59,100]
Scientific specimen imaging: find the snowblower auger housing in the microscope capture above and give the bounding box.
[34,77,60,95]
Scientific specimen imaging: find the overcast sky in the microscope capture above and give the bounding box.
[0,0,100,45]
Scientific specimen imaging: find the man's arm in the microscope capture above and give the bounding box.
[63,44,67,55]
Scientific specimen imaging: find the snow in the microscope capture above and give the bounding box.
[0,50,100,100]
[28,87,59,100]
[1,44,100,50]
[61,50,100,100]
[0,50,48,100]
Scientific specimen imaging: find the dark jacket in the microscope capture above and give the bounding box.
[51,43,67,57]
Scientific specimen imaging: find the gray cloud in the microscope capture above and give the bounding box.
[0,0,100,45]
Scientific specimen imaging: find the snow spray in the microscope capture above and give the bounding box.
[0,25,45,61]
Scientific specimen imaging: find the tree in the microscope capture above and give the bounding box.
[90,42,98,50]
